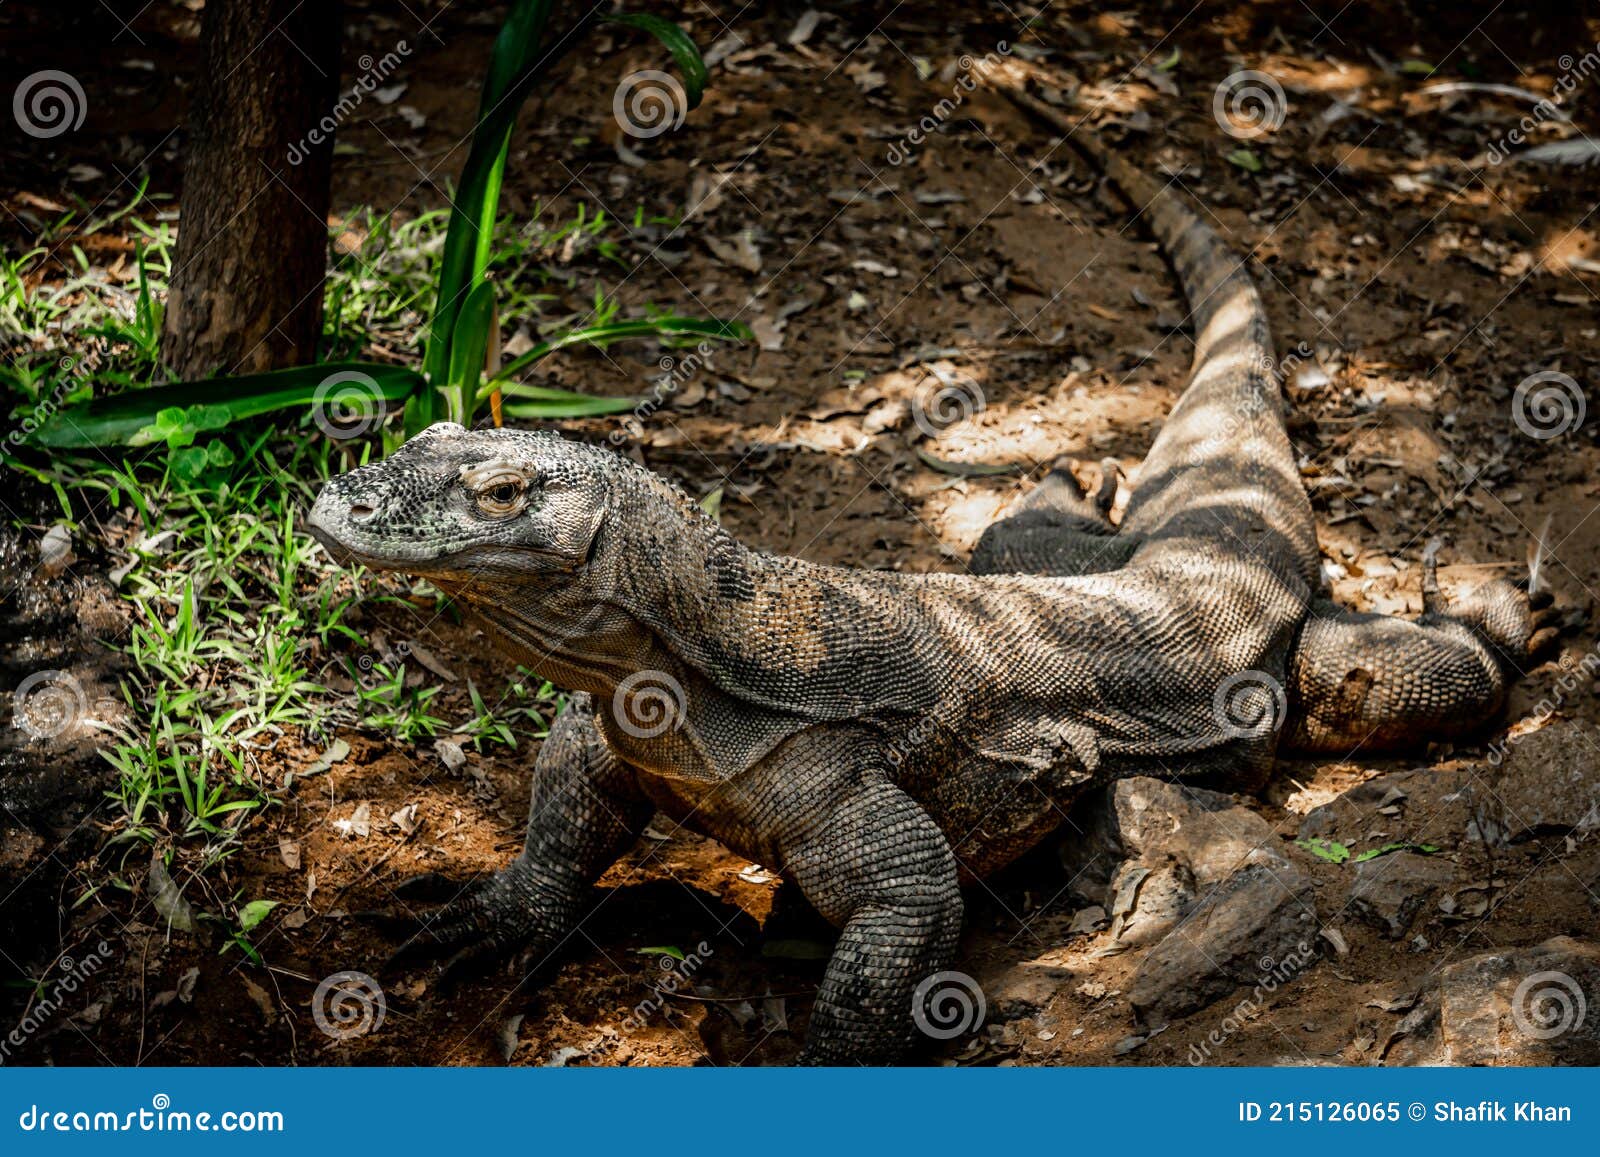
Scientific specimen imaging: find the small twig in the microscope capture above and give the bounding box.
[651,987,815,1004]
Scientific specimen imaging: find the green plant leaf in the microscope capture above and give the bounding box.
[1294,837,1350,864]
[601,12,708,110]
[421,0,555,392]
[488,316,750,389]
[500,394,641,420]
[636,945,685,961]
[237,899,280,932]
[168,445,211,482]
[1226,148,1264,173]
[1351,842,1439,863]
[29,362,424,448]
[444,280,498,425]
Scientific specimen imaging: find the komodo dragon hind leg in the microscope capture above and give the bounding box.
[372,693,651,982]
[1284,555,1562,753]
[970,458,1142,577]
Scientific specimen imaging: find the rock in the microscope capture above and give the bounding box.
[1107,860,1193,945]
[1059,778,1320,1027]
[1129,861,1318,1027]
[982,958,1075,1021]
[1067,905,1107,935]
[1386,937,1600,1065]
[1297,767,1477,849]
[1347,851,1455,938]
[1481,721,1600,842]
[1105,778,1281,883]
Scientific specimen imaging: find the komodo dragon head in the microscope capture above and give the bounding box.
[307,422,617,578]
[306,421,740,711]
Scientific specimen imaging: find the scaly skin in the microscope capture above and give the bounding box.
[306,96,1552,1062]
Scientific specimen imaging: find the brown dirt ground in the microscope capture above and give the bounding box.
[5,0,1600,1066]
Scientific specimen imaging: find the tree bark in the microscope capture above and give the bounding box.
[161,0,342,380]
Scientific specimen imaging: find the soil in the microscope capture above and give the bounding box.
[4,0,1600,1066]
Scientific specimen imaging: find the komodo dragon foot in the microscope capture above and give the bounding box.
[365,693,652,985]
[970,457,1138,577]
[1286,545,1564,753]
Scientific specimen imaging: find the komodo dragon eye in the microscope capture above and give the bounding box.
[474,475,526,517]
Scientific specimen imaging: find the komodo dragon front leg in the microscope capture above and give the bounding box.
[383,693,652,976]
[1286,553,1562,753]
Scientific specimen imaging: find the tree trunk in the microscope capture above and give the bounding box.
[161,0,342,380]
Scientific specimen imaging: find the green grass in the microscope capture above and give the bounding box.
[1,185,644,943]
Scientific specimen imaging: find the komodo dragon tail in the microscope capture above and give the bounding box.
[1001,86,1322,587]
[998,85,1560,754]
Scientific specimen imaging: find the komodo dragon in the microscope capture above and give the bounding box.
[306,93,1557,1064]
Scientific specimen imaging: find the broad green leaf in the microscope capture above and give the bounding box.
[421,0,554,390]
[601,12,708,110]
[237,899,280,932]
[500,394,641,420]
[1226,148,1263,173]
[30,362,424,448]
[1294,837,1350,864]
[444,280,498,425]
[168,445,211,482]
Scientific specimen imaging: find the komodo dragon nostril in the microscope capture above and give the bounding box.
[348,502,376,521]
